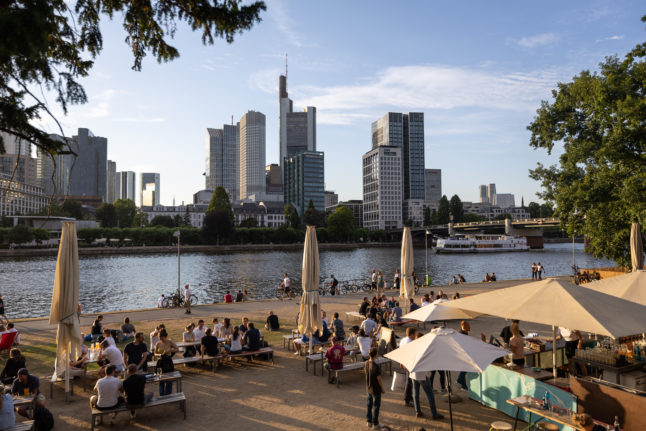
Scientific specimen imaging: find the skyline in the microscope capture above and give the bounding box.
[32,1,645,206]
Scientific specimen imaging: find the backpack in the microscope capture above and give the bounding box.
[156,354,174,373]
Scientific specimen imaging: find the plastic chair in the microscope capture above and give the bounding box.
[0,332,17,355]
[489,421,512,431]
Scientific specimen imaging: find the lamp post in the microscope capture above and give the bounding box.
[425,229,430,286]
[173,230,181,298]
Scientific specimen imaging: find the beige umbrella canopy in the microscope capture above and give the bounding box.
[584,270,646,307]
[631,222,644,272]
[443,278,646,338]
[401,227,415,299]
[49,222,83,397]
[402,300,481,322]
[298,226,322,341]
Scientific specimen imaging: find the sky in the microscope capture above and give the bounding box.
[37,1,645,206]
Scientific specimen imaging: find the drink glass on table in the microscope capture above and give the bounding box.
[23,388,29,397]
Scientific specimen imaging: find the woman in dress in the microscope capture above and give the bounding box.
[154,329,179,395]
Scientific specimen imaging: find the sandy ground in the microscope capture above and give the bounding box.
[14,278,563,431]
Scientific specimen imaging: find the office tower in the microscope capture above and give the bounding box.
[0,153,37,187]
[362,146,403,230]
[106,160,116,203]
[487,183,496,202]
[67,128,108,201]
[492,193,515,208]
[324,191,338,209]
[278,74,316,170]
[139,173,160,206]
[283,151,324,216]
[205,123,239,201]
[424,169,442,202]
[0,131,31,156]
[239,111,266,200]
[142,183,156,206]
[371,112,425,200]
[36,135,72,196]
[479,184,489,203]
[265,163,283,194]
[116,171,136,201]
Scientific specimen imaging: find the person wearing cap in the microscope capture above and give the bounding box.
[324,337,346,384]
[0,384,14,429]
[11,368,39,417]
[33,393,54,431]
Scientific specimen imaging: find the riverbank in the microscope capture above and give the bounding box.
[0,241,402,257]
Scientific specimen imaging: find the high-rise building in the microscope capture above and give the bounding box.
[36,135,73,196]
[279,75,316,170]
[265,163,283,195]
[139,172,160,206]
[67,128,108,201]
[324,191,338,209]
[116,171,136,201]
[205,124,239,201]
[0,173,47,216]
[371,112,425,200]
[141,182,156,207]
[0,154,37,187]
[487,183,497,202]
[362,146,403,231]
[283,151,324,216]
[492,193,515,208]
[239,111,266,200]
[424,169,442,202]
[106,160,117,203]
[478,185,489,203]
[0,131,31,156]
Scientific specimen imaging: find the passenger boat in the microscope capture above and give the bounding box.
[435,234,529,253]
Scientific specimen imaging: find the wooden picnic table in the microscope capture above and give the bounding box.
[12,395,34,419]
[305,346,358,376]
[145,370,182,393]
[176,338,225,349]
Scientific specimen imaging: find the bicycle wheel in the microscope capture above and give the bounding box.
[190,296,198,306]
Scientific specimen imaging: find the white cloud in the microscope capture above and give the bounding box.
[596,35,624,42]
[516,33,558,48]
[287,64,563,125]
[249,68,281,94]
[268,2,303,48]
[113,117,166,123]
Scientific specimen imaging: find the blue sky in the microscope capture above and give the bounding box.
[39,1,645,206]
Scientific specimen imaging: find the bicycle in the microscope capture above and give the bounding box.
[164,292,198,308]
[276,285,297,300]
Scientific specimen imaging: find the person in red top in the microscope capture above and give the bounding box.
[324,337,346,384]
[224,291,232,303]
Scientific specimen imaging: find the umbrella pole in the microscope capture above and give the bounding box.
[65,340,71,402]
[447,370,454,431]
[309,331,313,355]
[552,326,557,381]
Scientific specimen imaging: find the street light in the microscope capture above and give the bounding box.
[425,229,431,286]
[173,230,181,298]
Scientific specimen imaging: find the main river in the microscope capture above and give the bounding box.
[0,243,612,318]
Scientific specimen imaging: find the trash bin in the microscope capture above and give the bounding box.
[425,275,431,286]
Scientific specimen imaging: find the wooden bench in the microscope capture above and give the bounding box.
[5,421,34,431]
[306,346,359,376]
[283,332,301,350]
[147,354,221,372]
[293,339,329,356]
[226,347,274,365]
[91,392,186,431]
[333,357,392,388]
[145,370,183,393]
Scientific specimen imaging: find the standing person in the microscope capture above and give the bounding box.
[377,271,384,295]
[394,269,401,293]
[400,327,416,407]
[410,333,444,420]
[329,275,338,296]
[281,273,291,300]
[509,322,525,366]
[371,270,377,293]
[154,329,178,396]
[531,263,537,280]
[557,327,582,374]
[0,294,7,325]
[364,347,385,430]
[183,284,192,314]
[537,262,546,280]
[456,321,470,391]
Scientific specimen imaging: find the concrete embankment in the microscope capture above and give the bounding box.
[0,241,400,258]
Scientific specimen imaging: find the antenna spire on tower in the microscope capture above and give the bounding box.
[285,53,288,81]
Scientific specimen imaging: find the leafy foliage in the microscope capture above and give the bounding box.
[303,199,326,227]
[423,206,432,226]
[327,205,355,241]
[449,195,464,222]
[526,202,554,218]
[436,195,450,224]
[95,203,117,227]
[150,215,175,228]
[284,204,300,229]
[528,16,646,266]
[0,0,265,155]
[6,224,33,244]
[113,199,137,227]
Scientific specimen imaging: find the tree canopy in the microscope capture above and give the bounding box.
[0,0,265,155]
[436,195,450,224]
[528,15,646,266]
[449,195,464,223]
[327,205,355,241]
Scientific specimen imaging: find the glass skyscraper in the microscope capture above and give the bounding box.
[283,151,324,216]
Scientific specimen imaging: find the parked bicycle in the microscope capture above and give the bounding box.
[163,291,198,308]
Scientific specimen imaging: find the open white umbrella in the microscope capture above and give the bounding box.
[48,222,83,401]
[386,327,508,430]
[298,226,322,354]
[584,270,646,306]
[401,227,415,299]
[444,278,646,378]
[402,300,481,322]
[631,222,644,272]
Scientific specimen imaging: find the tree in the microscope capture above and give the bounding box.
[7,224,33,245]
[95,203,117,227]
[303,200,325,227]
[423,206,432,226]
[239,217,258,228]
[437,195,450,224]
[327,206,355,242]
[284,205,300,229]
[528,16,646,266]
[61,200,83,220]
[494,213,512,221]
[449,195,464,223]
[202,211,233,245]
[0,0,265,156]
[132,210,149,228]
[113,199,137,228]
[173,215,183,227]
[33,228,50,244]
[463,213,486,222]
[183,207,191,226]
[150,215,174,228]
[527,202,541,218]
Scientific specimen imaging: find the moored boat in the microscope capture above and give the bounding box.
[435,234,529,253]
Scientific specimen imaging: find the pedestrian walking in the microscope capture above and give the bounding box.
[537,262,545,280]
[394,269,401,292]
[531,263,537,280]
[183,284,192,314]
[364,347,385,430]
[371,270,377,293]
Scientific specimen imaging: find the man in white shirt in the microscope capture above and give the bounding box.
[193,320,207,353]
[360,314,378,337]
[371,270,377,292]
[212,318,222,338]
[281,273,291,300]
[98,341,125,376]
[557,327,582,373]
[400,327,417,407]
[90,365,124,414]
[157,294,167,308]
[421,294,431,307]
[184,284,192,314]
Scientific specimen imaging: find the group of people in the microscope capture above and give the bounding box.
[0,368,54,431]
[449,274,466,285]
[483,272,497,282]
[531,262,546,280]
[369,269,424,294]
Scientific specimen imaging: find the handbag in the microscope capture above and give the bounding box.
[390,371,406,391]
[156,354,174,373]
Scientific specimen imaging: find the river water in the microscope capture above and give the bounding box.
[0,243,612,318]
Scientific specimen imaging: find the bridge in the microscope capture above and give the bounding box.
[406,218,561,248]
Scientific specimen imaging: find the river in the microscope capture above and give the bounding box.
[0,243,613,318]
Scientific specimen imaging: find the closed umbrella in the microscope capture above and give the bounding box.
[444,278,646,379]
[298,226,322,354]
[386,327,508,430]
[631,222,644,272]
[48,222,82,401]
[401,227,415,299]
